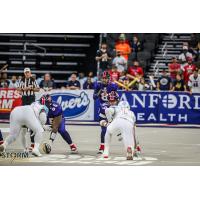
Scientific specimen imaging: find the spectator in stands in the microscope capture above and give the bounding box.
[137,77,149,91]
[188,69,200,94]
[112,50,127,72]
[119,71,127,82]
[171,73,186,92]
[193,42,200,67]
[131,35,142,53]
[168,57,181,82]
[95,43,112,72]
[121,77,130,91]
[182,57,196,84]
[78,72,87,89]
[189,34,199,49]
[109,65,121,82]
[83,77,94,89]
[128,60,144,77]
[178,44,193,66]
[9,75,18,88]
[156,70,172,91]
[88,71,98,82]
[18,75,22,82]
[0,72,9,88]
[66,73,80,90]
[115,34,131,60]
[40,73,56,91]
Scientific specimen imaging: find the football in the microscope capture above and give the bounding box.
[42,143,52,154]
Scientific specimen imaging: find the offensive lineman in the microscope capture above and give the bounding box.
[93,71,118,153]
[103,101,137,160]
[39,95,78,154]
[0,96,50,157]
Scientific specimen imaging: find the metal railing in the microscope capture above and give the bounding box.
[153,33,174,76]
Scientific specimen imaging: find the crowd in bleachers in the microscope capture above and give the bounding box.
[0,33,200,93]
[94,33,200,93]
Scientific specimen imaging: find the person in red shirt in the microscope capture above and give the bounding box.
[128,60,144,77]
[183,57,196,84]
[109,65,121,82]
[168,57,181,82]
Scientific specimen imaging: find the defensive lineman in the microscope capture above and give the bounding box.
[40,95,78,154]
[0,96,50,156]
[103,101,137,160]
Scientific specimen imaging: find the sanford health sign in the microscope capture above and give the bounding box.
[118,91,200,124]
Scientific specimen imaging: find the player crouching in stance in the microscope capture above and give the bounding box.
[0,96,50,157]
[103,101,137,160]
[39,95,78,154]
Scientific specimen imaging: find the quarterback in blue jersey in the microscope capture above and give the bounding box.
[93,71,118,153]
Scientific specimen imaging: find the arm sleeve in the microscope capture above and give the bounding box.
[105,107,115,123]
[39,111,47,125]
[93,82,100,100]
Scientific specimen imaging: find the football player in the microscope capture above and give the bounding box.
[93,71,118,153]
[0,95,50,157]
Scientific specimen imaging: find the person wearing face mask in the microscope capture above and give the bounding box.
[182,57,197,84]
[178,43,193,67]
[9,75,18,88]
[96,43,112,71]
[128,60,144,77]
[112,50,127,72]
[115,34,131,60]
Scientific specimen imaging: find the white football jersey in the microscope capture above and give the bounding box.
[105,105,120,123]
[105,105,136,125]
[188,74,200,93]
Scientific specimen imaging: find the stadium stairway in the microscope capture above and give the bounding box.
[0,33,100,83]
[147,33,192,78]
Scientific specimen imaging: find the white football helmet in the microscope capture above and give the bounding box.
[118,101,130,110]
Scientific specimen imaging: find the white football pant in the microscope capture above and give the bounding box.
[3,105,44,151]
[104,118,135,156]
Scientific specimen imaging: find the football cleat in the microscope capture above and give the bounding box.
[32,148,42,157]
[126,147,133,160]
[136,145,141,152]
[102,148,109,158]
[70,143,78,153]
[29,143,35,152]
[97,144,104,154]
[103,154,109,159]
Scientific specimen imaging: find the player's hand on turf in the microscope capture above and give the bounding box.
[43,125,52,132]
